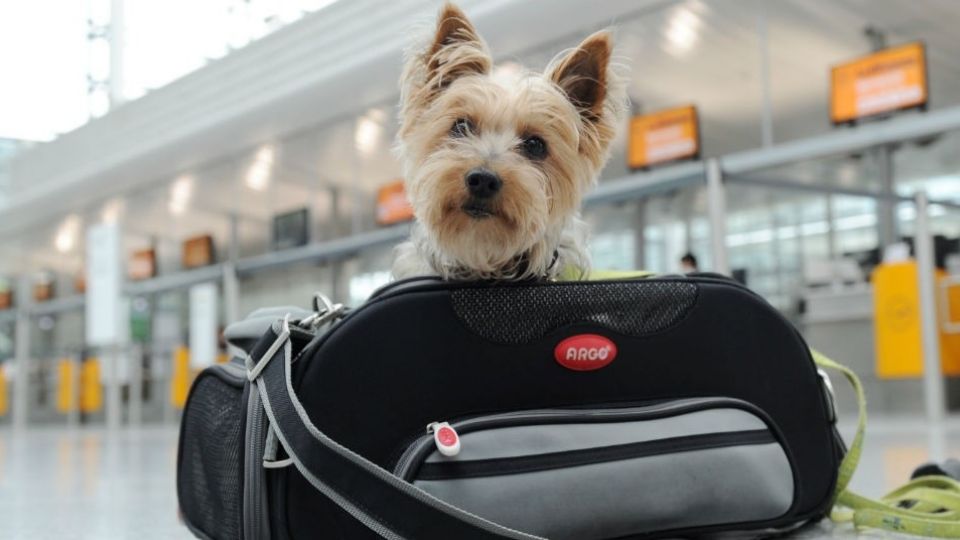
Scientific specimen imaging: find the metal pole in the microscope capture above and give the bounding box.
[915,191,946,448]
[104,345,122,431]
[67,351,80,428]
[706,159,730,275]
[826,194,837,268]
[12,277,30,430]
[876,145,897,247]
[128,343,142,428]
[108,0,125,108]
[756,1,773,147]
[633,199,647,270]
[223,214,241,325]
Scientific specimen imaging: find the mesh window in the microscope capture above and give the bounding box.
[450,280,698,344]
[178,372,246,539]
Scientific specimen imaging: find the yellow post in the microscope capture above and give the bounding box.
[171,346,190,409]
[80,358,103,413]
[0,364,7,417]
[56,358,78,414]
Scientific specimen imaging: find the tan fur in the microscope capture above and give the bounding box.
[393,3,626,281]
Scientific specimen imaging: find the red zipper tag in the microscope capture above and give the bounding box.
[427,421,460,457]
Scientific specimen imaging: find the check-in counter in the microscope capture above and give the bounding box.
[800,263,960,416]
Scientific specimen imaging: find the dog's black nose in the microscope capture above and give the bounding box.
[464,168,502,199]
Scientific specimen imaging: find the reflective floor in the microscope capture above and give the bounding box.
[0,417,959,539]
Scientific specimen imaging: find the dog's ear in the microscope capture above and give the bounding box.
[426,3,490,85]
[400,4,491,120]
[548,31,613,120]
[547,31,624,161]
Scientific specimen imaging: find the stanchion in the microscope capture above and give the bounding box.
[914,191,947,460]
[706,158,730,275]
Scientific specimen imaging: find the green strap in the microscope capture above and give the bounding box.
[557,267,657,281]
[813,349,960,537]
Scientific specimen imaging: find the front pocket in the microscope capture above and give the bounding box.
[394,398,795,540]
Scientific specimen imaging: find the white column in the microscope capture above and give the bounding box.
[85,223,124,431]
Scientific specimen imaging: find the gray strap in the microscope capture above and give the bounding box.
[251,319,542,540]
[261,424,291,469]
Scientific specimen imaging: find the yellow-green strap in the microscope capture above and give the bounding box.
[811,350,865,499]
[813,349,960,537]
[557,267,657,281]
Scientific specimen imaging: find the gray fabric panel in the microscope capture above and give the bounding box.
[425,408,766,463]
[415,443,794,540]
[224,307,313,348]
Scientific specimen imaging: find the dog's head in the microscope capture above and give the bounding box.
[396,3,624,278]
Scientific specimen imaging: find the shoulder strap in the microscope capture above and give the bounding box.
[813,350,960,537]
[248,317,542,540]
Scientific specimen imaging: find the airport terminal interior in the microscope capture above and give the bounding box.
[4,0,960,538]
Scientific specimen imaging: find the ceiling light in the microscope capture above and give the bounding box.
[101,198,125,223]
[55,215,82,253]
[663,4,703,58]
[355,109,385,157]
[246,145,275,191]
[168,175,193,215]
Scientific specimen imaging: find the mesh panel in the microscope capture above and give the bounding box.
[178,373,245,539]
[450,280,698,344]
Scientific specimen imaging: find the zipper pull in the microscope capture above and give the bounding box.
[427,421,461,457]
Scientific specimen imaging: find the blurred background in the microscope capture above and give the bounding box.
[2,0,960,537]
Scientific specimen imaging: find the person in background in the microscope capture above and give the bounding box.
[680,252,699,274]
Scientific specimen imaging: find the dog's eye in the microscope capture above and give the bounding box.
[450,118,473,138]
[520,135,548,160]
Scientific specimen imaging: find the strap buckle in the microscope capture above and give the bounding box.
[297,292,346,330]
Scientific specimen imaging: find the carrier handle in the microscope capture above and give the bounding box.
[249,318,543,540]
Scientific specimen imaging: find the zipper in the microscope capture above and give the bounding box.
[416,429,775,481]
[244,386,270,540]
[393,397,765,481]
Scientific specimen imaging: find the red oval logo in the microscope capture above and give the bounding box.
[554,334,617,371]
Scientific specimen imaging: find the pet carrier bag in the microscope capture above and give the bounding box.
[177,275,848,540]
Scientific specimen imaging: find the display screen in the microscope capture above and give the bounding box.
[831,42,927,123]
[273,207,310,250]
[182,235,215,269]
[627,105,699,169]
[128,248,157,281]
[376,180,414,225]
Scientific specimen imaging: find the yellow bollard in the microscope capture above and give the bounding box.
[171,346,190,409]
[56,358,78,414]
[0,364,7,417]
[80,358,103,413]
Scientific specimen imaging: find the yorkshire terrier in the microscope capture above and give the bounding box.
[392,3,625,281]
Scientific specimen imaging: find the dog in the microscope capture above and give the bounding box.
[392,3,625,281]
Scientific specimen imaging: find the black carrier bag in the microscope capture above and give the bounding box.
[177,275,844,540]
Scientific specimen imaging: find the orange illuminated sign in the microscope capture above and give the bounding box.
[129,249,157,281]
[627,105,699,169]
[376,181,414,225]
[831,42,927,124]
[183,235,215,269]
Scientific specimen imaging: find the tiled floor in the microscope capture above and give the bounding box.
[1,417,959,539]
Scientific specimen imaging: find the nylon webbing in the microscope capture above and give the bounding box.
[252,323,542,540]
[813,350,960,537]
